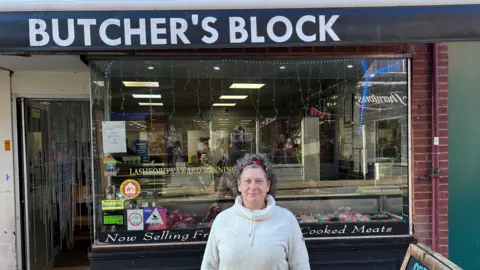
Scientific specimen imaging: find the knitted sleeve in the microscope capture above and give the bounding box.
[200,221,220,270]
[287,213,311,270]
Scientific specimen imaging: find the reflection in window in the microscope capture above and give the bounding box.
[90,58,410,242]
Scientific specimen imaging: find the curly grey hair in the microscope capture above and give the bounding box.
[232,153,277,197]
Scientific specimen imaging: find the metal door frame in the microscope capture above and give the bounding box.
[12,95,89,270]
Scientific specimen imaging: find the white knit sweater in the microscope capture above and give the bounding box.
[201,195,311,270]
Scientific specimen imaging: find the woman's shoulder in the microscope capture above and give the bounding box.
[274,205,296,220]
[211,206,236,225]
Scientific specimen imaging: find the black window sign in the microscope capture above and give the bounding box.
[97,222,409,244]
[99,229,211,244]
[301,222,407,237]
[0,5,480,51]
[405,256,429,270]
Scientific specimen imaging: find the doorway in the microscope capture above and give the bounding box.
[17,98,92,270]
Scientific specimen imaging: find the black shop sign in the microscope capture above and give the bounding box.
[97,222,409,244]
[2,5,480,51]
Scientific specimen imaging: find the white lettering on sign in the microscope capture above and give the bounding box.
[28,14,340,47]
[98,222,403,244]
[77,18,96,46]
[355,92,408,106]
[300,224,395,236]
[99,18,121,46]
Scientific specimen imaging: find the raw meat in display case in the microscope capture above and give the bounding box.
[295,206,403,224]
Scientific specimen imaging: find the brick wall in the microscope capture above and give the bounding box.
[410,43,449,257]
[149,44,448,255]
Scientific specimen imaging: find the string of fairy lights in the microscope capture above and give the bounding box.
[101,59,406,124]
[95,58,406,168]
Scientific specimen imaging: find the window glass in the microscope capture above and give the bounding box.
[90,58,410,244]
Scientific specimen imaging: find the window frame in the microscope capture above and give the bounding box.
[88,56,414,246]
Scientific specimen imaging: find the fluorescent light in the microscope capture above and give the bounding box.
[138,102,163,106]
[214,66,220,70]
[93,81,104,87]
[123,81,159,87]
[148,66,154,70]
[220,95,248,100]
[279,66,286,70]
[212,103,236,107]
[132,94,162,99]
[347,64,353,68]
[230,83,265,89]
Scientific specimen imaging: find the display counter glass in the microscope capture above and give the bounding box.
[89,58,410,245]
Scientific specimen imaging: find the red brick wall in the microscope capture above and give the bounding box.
[151,44,448,255]
[410,43,449,257]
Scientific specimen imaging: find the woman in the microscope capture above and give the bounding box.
[201,153,310,270]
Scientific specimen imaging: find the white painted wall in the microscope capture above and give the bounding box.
[0,55,89,269]
[12,71,89,98]
[0,0,478,11]
[0,70,17,270]
[11,70,89,269]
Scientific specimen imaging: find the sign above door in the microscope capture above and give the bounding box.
[1,5,480,52]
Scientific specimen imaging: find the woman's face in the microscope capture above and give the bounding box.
[238,167,270,203]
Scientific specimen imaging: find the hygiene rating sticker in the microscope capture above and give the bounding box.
[127,209,144,231]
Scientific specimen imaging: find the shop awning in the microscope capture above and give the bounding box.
[0,4,480,52]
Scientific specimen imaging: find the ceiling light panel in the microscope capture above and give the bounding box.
[132,94,162,99]
[229,83,265,89]
[219,95,248,100]
[123,81,159,87]
[138,102,163,106]
[212,103,236,107]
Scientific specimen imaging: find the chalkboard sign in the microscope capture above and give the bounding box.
[401,243,462,270]
[405,255,429,270]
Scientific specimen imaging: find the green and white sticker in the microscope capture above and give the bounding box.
[103,215,124,225]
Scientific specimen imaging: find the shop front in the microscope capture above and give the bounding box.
[0,1,464,269]
[88,55,412,269]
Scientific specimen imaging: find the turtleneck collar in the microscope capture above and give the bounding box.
[233,195,276,246]
[233,195,276,221]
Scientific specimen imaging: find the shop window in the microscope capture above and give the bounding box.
[89,58,410,245]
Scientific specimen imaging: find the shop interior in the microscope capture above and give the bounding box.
[89,58,410,241]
